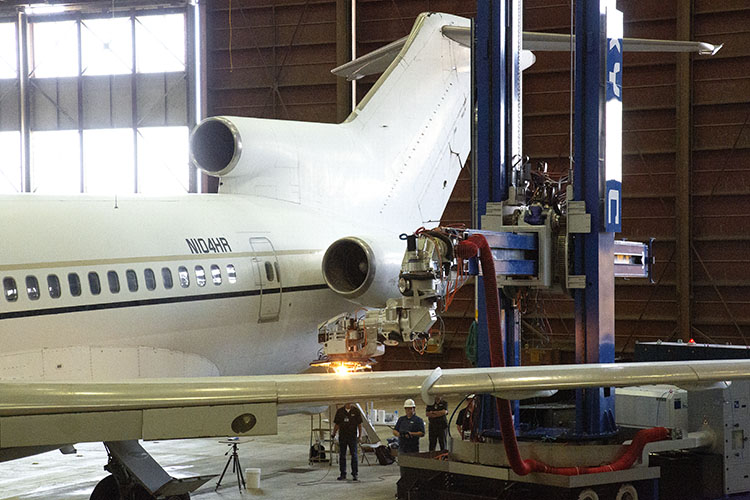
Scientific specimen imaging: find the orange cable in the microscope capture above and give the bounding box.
[228,0,233,72]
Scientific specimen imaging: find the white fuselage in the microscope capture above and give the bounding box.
[0,12,472,382]
[0,193,403,380]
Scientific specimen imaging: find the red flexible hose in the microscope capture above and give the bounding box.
[455,234,668,476]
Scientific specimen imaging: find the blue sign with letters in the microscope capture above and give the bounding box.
[605,12,623,233]
[606,37,622,103]
[606,179,622,232]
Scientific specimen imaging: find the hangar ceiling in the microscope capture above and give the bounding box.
[204,1,750,369]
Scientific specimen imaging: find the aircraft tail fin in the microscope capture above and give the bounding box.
[190,13,471,231]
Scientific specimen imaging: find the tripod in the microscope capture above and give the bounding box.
[216,442,246,493]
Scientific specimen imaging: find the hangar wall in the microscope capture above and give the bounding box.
[522,1,750,359]
[204,0,341,122]
[204,1,750,368]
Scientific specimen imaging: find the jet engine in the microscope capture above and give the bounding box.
[189,116,242,177]
[321,236,402,307]
[190,115,307,180]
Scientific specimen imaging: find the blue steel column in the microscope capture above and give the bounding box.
[473,0,521,432]
[573,0,618,437]
[474,0,507,215]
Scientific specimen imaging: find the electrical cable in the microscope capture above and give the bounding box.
[447,393,472,438]
[464,320,478,366]
[228,0,233,72]
[296,466,398,486]
[295,465,334,485]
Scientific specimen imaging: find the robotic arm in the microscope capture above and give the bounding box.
[313,231,457,371]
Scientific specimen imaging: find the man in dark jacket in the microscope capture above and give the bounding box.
[392,399,425,453]
[455,395,476,440]
[332,402,363,481]
[425,395,448,451]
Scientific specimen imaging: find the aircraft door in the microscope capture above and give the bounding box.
[249,237,282,322]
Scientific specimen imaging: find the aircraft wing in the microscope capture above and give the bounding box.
[333,27,721,81]
[2,359,750,452]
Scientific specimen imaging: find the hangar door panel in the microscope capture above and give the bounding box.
[248,237,281,323]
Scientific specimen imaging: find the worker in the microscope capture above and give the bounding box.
[332,402,363,481]
[425,395,449,451]
[455,395,476,440]
[392,398,425,453]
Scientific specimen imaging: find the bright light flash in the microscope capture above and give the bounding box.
[333,363,352,376]
[310,359,372,373]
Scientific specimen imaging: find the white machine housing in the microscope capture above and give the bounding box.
[615,385,689,434]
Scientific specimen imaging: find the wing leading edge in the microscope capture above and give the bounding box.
[2,359,750,452]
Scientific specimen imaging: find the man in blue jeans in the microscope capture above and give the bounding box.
[332,402,363,481]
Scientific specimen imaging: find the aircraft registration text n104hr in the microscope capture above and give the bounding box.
[186,237,232,254]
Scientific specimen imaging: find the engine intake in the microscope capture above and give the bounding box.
[322,237,374,299]
[322,236,402,306]
[189,117,241,177]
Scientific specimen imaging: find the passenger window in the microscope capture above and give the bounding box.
[161,267,173,289]
[47,274,61,299]
[227,264,237,284]
[195,265,206,287]
[211,264,221,285]
[264,261,274,282]
[26,276,40,300]
[107,271,120,293]
[126,269,138,292]
[274,262,281,284]
[88,272,101,295]
[68,273,81,297]
[178,266,189,288]
[144,268,156,291]
[4,277,18,302]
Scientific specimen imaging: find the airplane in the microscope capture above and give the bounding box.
[0,12,722,383]
[0,10,728,500]
[0,12,471,384]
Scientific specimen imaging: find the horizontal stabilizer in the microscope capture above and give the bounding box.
[333,27,721,81]
[522,31,722,55]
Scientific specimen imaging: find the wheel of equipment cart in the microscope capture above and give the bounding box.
[615,483,638,500]
[577,488,599,500]
[130,485,189,500]
[90,475,121,500]
[132,485,152,500]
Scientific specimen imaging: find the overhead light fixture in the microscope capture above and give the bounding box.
[25,4,68,15]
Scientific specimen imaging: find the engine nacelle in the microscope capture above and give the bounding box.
[190,115,309,180]
[321,236,402,307]
[189,116,244,177]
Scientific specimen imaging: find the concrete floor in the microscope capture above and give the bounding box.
[0,399,410,500]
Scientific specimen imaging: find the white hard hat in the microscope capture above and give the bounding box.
[404,398,416,408]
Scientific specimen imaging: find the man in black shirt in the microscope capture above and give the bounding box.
[332,402,363,481]
[425,395,448,451]
[392,399,425,453]
[455,395,476,440]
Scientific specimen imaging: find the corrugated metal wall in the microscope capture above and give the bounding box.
[205,0,341,122]
[205,1,750,369]
[523,1,750,359]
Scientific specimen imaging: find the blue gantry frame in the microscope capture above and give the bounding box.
[473,0,621,438]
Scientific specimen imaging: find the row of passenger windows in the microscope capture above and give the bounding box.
[3,264,238,302]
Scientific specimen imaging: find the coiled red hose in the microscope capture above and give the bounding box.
[455,234,668,476]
